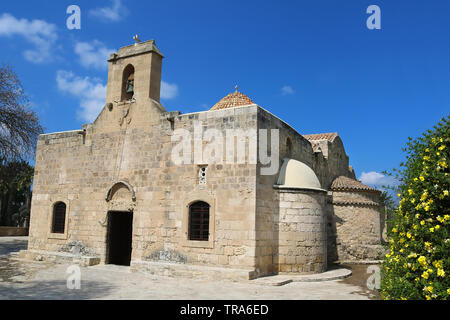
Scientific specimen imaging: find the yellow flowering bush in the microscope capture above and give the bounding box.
[381,116,449,300]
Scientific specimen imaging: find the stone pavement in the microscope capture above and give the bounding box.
[0,237,378,300]
[0,237,27,257]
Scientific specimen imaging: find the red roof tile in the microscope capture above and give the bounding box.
[303,132,339,142]
[210,90,255,111]
[331,176,380,193]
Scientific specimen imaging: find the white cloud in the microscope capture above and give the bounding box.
[89,0,128,22]
[56,70,106,122]
[281,85,294,95]
[161,81,178,100]
[0,13,57,63]
[359,171,399,187]
[75,40,115,70]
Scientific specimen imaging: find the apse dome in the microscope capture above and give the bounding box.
[275,158,324,191]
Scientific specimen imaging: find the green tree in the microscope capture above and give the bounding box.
[380,190,398,235]
[0,161,34,226]
[380,116,449,300]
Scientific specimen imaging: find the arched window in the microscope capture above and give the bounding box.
[121,64,135,101]
[52,202,66,234]
[189,201,210,241]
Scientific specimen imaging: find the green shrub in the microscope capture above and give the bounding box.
[380,116,449,300]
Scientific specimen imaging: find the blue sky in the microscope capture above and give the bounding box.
[0,0,449,188]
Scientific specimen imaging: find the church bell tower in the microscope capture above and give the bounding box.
[105,38,164,104]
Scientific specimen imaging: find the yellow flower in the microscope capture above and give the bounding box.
[425,148,430,152]
[411,198,415,204]
[397,193,401,197]
[436,152,440,156]
[437,269,445,277]
[430,227,434,233]
[424,205,430,212]
[428,286,433,293]
[416,213,420,219]
[418,256,427,266]
[435,225,440,230]
[444,190,449,196]
[420,220,425,226]
[426,295,431,300]
[447,289,450,295]
[420,192,428,201]
[392,227,398,233]
[408,189,414,195]
[438,145,445,150]
[407,232,412,239]
[419,176,425,181]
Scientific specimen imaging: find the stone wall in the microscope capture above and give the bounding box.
[254,107,315,276]
[0,227,28,237]
[331,190,384,261]
[276,189,327,273]
[28,102,260,273]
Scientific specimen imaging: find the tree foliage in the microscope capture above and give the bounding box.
[0,64,43,163]
[0,161,33,226]
[381,116,449,300]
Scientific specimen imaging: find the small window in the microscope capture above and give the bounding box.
[189,201,210,241]
[52,202,66,234]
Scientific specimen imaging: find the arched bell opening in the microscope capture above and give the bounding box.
[121,64,135,101]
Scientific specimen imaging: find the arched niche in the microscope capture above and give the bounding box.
[106,181,136,202]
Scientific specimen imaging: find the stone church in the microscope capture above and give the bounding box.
[23,39,385,280]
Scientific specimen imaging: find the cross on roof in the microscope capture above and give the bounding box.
[133,34,141,44]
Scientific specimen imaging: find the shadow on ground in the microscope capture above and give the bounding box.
[0,279,116,299]
[0,239,27,256]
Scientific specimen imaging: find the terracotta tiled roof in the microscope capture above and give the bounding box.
[210,90,255,111]
[303,132,338,142]
[332,200,380,207]
[331,176,380,193]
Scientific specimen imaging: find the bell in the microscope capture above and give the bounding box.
[126,79,134,94]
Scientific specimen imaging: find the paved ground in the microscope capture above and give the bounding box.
[0,237,379,300]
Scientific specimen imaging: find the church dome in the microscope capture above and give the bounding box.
[210,88,256,111]
[275,158,324,191]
